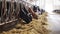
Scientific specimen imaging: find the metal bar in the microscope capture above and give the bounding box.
[9,0,14,20]
[1,0,7,23]
[0,19,18,26]
[15,0,20,18]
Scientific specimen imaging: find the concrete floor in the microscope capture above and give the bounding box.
[47,11,60,34]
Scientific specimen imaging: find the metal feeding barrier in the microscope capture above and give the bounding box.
[0,0,20,26]
[0,0,22,31]
[0,0,37,26]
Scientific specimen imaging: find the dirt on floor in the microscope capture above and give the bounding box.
[1,12,50,34]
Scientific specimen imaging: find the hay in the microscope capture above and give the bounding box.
[1,12,49,34]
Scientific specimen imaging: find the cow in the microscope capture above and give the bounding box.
[18,4,32,23]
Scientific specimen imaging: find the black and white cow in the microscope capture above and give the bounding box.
[33,6,45,15]
[19,4,32,23]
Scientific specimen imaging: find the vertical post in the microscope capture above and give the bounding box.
[1,0,6,23]
[0,0,2,23]
[16,0,20,18]
[10,0,14,20]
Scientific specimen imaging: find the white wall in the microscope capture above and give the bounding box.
[45,0,60,12]
[53,0,60,10]
[24,0,45,9]
[45,0,54,12]
[35,0,45,9]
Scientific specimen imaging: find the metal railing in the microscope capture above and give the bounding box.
[0,0,20,25]
[0,0,34,25]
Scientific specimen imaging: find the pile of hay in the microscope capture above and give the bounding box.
[1,12,49,34]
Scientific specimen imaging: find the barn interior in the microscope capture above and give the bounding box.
[0,0,60,34]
